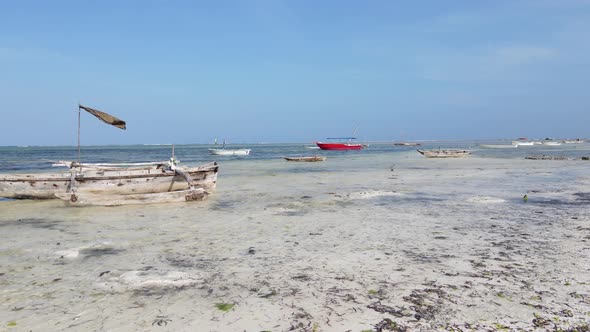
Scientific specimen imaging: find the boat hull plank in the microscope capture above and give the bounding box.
[56,188,208,206]
[417,149,471,158]
[284,156,326,162]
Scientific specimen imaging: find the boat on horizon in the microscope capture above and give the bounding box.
[208,148,251,156]
[284,155,326,162]
[417,149,470,158]
[208,139,251,156]
[316,137,366,150]
[562,139,584,144]
[393,142,422,146]
[512,140,536,146]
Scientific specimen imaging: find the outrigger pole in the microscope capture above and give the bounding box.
[77,107,81,164]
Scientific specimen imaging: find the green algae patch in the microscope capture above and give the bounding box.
[7,321,17,328]
[215,303,234,312]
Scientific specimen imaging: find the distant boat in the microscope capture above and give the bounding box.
[316,137,365,150]
[417,149,470,158]
[284,156,326,162]
[562,139,584,144]
[209,148,250,156]
[208,139,251,156]
[394,142,421,146]
[512,141,535,146]
[541,141,561,146]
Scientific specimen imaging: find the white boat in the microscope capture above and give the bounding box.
[512,141,535,146]
[209,139,250,156]
[208,148,250,156]
[541,141,562,146]
[562,139,584,144]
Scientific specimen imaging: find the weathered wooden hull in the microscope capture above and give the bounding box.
[0,162,218,199]
[284,156,326,162]
[55,188,208,206]
[417,150,470,158]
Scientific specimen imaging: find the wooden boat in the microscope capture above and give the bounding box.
[0,105,218,205]
[0,160,218,199]
[417,149,470,158]
[284,156,326,162]
[208,148,250,156]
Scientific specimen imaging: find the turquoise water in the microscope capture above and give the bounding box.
[1,140,589,173]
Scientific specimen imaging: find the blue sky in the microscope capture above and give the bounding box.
[1,0,589,145]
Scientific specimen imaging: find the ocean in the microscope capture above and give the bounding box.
[1,140,589,173]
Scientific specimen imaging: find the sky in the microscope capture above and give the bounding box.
[1,0,589,145]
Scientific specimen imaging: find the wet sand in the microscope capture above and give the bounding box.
[1,152,589,331]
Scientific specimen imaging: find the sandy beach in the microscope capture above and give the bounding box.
[1,151,589,331]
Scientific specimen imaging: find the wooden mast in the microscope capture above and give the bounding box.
[77,106,81,164]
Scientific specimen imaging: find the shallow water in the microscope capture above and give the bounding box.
[1,143,590,331]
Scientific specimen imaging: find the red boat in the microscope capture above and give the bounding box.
[316,138,365,150]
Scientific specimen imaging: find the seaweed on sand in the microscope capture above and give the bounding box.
[214,302,234,312]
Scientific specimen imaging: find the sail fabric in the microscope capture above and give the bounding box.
[79,105,126,130]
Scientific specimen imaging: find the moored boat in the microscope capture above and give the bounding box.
[512,141,536,146]
[417,149,470,158]
[0,160,218,199]
[316,142,364,150]
[393,142,421,146]
[208,139,250,155]
[208,148,250,156]
[562,139,584,144]
[284,156,326,162]
[316,136,367,150]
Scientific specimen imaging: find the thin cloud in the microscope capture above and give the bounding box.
[416,44,558,83]
[0,47,68,62]
[491,45,558,66]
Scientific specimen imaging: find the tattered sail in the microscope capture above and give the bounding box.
[79,105,126,130]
